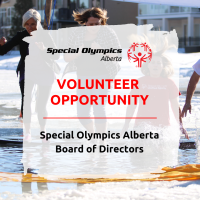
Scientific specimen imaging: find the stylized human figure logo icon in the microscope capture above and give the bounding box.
[127,42,152,68]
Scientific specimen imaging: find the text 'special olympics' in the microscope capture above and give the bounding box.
[47,47,122,55]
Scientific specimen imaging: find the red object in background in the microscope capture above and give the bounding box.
[127,42,152,68]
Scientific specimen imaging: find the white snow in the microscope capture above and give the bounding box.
[1,180,200,199]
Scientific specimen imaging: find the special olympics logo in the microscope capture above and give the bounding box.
[127,42,152,68]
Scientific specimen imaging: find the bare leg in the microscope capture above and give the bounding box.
[24,123,31,134]
[95,122,107,133]
[24,123,31,141]
[40,125,46,132]
[80,122,95,133]
[95,122,107,144]
[36,84,52,132]
[19,111,22,118]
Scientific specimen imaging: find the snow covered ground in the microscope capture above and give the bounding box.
[1,180,200,199]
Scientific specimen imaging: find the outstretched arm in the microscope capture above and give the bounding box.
[0,33,21,55]
[181,71,200,117]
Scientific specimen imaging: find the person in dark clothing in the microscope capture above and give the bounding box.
[0,9,40,116]
[0,9,59,139]
[0,22,30,118]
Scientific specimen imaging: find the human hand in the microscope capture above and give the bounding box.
[0,37,7,46]
[180,125,189,140]
[181,103,191,117]
[35,42,45,50]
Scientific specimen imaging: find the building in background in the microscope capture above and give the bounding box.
[104,0,138,25]
[0,0,138,37]
[137,4,200,48]
[35,0,138,28]
[0,0,15,37]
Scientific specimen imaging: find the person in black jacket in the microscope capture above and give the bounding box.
[0,8,40,116]
[0,9,58,140]
[0,20,33,119]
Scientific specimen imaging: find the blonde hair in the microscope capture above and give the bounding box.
[22,9,41,27]
[141,51,174,78]
[73,7,108,25]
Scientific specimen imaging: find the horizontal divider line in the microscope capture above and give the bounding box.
[44,117,157,119]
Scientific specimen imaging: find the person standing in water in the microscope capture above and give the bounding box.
[0,9,59,139]
[121,50,189,139]
[64,7,121,133]
[181,60,200,117]
[0,9,40,120]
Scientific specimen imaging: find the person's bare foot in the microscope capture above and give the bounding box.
[19,111,22,118]
[24,134,32,142]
